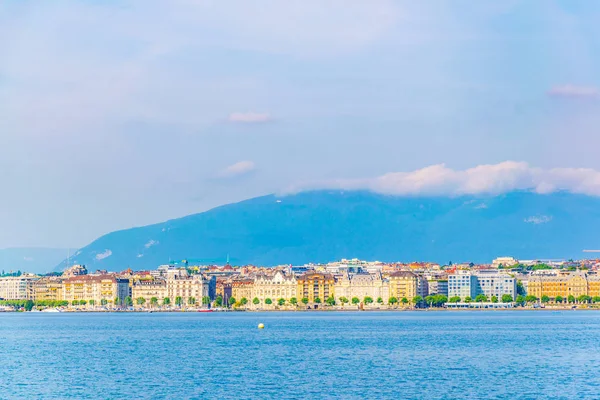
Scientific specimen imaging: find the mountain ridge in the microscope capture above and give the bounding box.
[55,190,600,271]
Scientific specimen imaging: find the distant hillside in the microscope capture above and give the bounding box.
[55,191,600,271]
[1,248,69,274]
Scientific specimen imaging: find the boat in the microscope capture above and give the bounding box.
[198,309,214,313]
[41,308,62,313]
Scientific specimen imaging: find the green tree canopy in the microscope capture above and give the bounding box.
[376,297,383,304]
[568,295,575,304]
[277,298,286,306]
[449,296,461,303]
[89,300,95,306]
[325,296,335,306]
[363,296,374,305]
[188,297,196,305]
[214,296,223,307]
[351,297,360,304]
[555,296,564,303]
[202,296,211,305]
[163,297,171,305]
[228,297,236,306]
[136,297,146,305]
[541,295,550,303]
[388,297,398,305]
[79,300,87,306]
[289,297,298,305]
[314,297,322,304]
[265,298,272,305]
[464,296,472,303]
[501,294,513,303]
[253,297,260,305]
[412,296,424,307]
[401,297,409,305]
[515,295,525,305]
[240,297,248,305]
[491,296,498,303]
[339,296,349,305]
[301,297,309,305]
[125,296,133,306]
[475,294,488,303]
[150,297,158,305]
[525,295,537,303]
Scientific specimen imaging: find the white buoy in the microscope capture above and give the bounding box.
[258,323,265,329]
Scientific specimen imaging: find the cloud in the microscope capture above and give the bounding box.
[95,250,112,260]
[218,161,256,178]
[286,161,600,197]
[228,112,271,123]
[548,85,599,98]
[524,215,553,224]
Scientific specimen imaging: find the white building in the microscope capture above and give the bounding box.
[0,276,38,300]
[448,270,516,301]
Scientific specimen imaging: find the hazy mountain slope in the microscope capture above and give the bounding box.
[1,248,69,274]
[55,191,600,271]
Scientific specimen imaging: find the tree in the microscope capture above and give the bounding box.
[214,296,223,307]
[516,280,526,296]
[278,298,286,306]
[252,297,260,305]
[136,297,146,306]
[351,297,360,305]
[188,297,196,305]
[150,297,158,306]
[464,296,472,303]
[114,297,121,306]
[555,296,564,303]
[314,297,322,304]
[240,297,248,306]
[401,297,409,305]
[501,294,513,303]
[163,297,171,306]
[449,296,461,303]
[301,297,309,305]
[377,297,383,304]
[388,297,398,305]
[89,300,95,306]
[339,297,349,306]
[202,296,211,305]
[101,299,108,306]
[228,297,236,306]
[125,296,133,306]
[363,296,374,305]
[265,298,272,305]
[593,296,600,304]
[175,296,183,306]
[577,295,591,304]
[568,295,575,304]
[515,295,525,306]
[491,296,498,303]
[325,296,335,306]
[425,295,434,307]
[72,300,79,306]
[412,296,424,307]
[541,295,550,303]
[525,295,537,303]
[290,297,298,306]
[475,294,488,303]
[79,300,87,306]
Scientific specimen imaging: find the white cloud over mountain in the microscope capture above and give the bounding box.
[289,161,600,197]
[219,161,256,178]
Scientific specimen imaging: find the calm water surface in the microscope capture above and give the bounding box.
[1,311,600,399]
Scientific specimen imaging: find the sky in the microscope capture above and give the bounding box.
[1,0,599,249]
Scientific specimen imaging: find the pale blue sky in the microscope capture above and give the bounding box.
[1,0,599,248]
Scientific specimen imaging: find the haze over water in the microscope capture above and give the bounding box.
[2,311,599,399]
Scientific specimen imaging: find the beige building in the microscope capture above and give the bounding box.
[387,271,419,301]
[297,272,335,304]
[231,278,254,304]
[63,275,130,305]
[131,279,167,305]
[528,272,599,299]
[334,272,389,304]
[252,271,297,307]
[31,277,64,302]
[0,275,38,300]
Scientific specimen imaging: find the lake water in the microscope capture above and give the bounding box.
[1,311,600,399]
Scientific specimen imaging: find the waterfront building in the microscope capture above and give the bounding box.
[426,277,448,296]
[231,278,254,304]
[31,277,64,302]
[296,272,335,304]
[387,271,419,301]
[131,279,167,304]
[252,271,297,307]
[448,270,516,300]
[63,275,130,305]
[528,272,596,299]
[0,275,38,300]
[334,272,389,304]
[165,273,216,305]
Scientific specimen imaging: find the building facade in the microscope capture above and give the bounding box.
[334,272,389,304]
[252,271,297,306]
[448,270,516,300]
[0,276,38,300]
[31,277,64,302]
[297,272,335,303]
[387,271,419,301]
[63,275,130,305]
